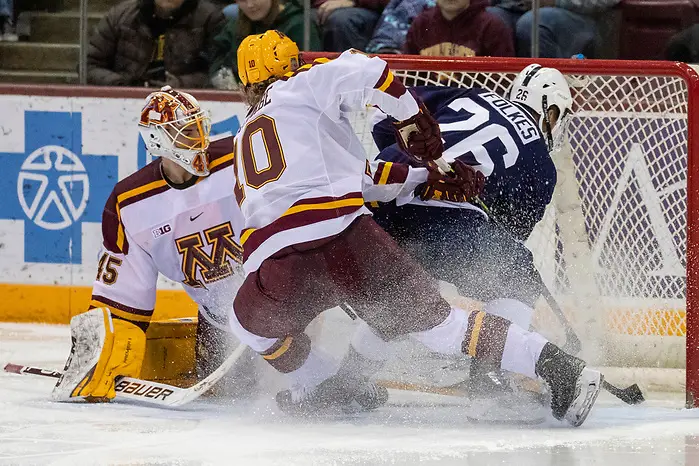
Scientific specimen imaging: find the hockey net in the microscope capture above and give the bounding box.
[310,55,699,400]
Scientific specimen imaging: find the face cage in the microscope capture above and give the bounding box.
[539,96,572,154]
[158,111,212,176]
[550,110,572,154]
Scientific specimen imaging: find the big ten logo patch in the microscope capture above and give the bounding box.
[152,223,172,239]
[0,112,118,264]
[138,115,241,169]
[175,222,242,288]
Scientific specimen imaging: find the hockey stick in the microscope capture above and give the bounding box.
[379,377,643,405]
[471,195,582,355]
[601,380,644,405]
[3,342,247,408]
[540,286,582,355]
[434,158,582,353]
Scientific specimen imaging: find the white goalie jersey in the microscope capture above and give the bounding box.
[89,136,245,329]
[89,131,425,328]
[233,50,425,274]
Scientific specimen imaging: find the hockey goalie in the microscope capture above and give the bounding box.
[51,86,255,402]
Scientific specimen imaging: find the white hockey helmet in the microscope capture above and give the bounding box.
[508,64,573,152]
[138,86,212,176]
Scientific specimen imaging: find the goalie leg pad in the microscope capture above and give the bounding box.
[52,307,147,402]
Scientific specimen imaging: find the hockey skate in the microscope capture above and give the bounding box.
[535,343,603,427]
[276,378,388,416]
[276,347,389,416]
[464,358,548,425]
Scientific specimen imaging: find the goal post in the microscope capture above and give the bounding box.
[304,53,699,407]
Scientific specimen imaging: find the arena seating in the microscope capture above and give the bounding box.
[619,0,699,60]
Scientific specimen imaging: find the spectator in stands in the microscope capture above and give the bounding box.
[488,0,620,58]
[0,0,17,41]
[317,0,388,51]
[222,3,239,18]
[404,0,514,56]
[209,0,320,89]
[666,25,699,64]
[87,0,225,87]
[366,0,435,53]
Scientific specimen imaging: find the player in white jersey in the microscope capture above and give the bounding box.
[48,84,448,404]
[229,30,602,426]
[51,86,252,402]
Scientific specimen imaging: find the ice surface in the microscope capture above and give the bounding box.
[2,323,699,465]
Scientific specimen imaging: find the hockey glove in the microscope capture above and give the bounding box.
[416,160,485,202]
[393,97,443,163]
[51,307,147,402]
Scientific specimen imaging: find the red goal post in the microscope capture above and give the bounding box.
[303,53,699,407]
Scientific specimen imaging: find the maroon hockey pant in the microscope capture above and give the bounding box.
[233,215,452,372]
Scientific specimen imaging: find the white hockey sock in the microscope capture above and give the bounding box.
[286,347,338,391]
[409,306,548,379]
[483,298,534,329]
[351,321,391,363]
[500,324,548,379]
[409,307,469,355]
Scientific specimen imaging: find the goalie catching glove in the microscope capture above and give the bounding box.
[51,307,147,402]
[393,96,443,163]
[415,160,485,202]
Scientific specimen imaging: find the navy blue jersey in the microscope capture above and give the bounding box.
[372,85,557,240]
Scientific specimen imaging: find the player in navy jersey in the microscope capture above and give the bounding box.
[371,65,572,309]
[369,65,574,420]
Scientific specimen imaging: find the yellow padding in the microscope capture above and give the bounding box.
[0,283,197,324]
[606,308,686,337]
[141,318,198,388]
[75,309,147,399]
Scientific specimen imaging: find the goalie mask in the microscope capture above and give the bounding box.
[139,86,212,176]
[508,64,573,152]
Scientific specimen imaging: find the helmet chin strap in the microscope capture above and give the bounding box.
[540,95,554,151]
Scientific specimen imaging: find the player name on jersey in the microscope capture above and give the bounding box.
[480,92,540,145]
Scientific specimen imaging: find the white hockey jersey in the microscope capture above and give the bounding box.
[89,136,245,329]
[233,50,423,274]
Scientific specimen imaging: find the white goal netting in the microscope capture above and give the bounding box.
[352,63,692,391]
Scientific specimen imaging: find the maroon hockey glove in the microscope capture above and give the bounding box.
[452,159,485,198]
[415,160,485,202]
[393,99,443,163]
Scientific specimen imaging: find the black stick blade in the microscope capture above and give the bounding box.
[603,380,645,405]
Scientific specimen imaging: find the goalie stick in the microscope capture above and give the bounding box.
[3,342,247,408]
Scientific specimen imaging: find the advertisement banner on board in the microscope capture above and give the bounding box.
[0,92,247,321]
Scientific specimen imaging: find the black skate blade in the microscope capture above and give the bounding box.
[466,415,547,426]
